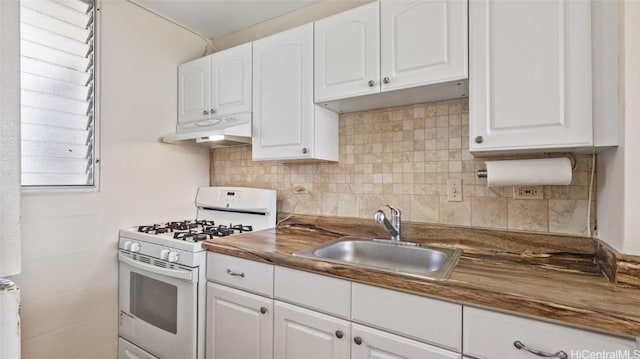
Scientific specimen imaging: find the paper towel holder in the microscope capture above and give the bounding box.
[476,155,577,178]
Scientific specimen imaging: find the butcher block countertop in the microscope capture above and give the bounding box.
[202,215,640,338]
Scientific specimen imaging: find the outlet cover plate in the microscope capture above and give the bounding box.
[447,179,463,202]
[513,186,544,200]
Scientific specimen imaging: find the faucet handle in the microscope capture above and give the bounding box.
[385,205,401,217]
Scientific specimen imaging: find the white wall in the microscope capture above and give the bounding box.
[597,1,640,255]
[13,1,210,358]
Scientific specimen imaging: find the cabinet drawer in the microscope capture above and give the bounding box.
[352,324,461,359]
[352,283,461,352]
[463,307,636,359]
[207,252,274,297]
[274,266,351,319]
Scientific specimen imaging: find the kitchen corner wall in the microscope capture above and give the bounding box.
[212,98,595,237]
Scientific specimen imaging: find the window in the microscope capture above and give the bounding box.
[20,0,97,188]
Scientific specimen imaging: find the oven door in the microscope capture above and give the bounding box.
[118,252,198,359]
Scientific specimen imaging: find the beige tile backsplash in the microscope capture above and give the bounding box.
[211,98,595,236]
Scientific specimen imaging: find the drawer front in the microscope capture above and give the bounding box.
[463,307,637,359]
[207,252,274,297]
[352,324,461,359]
[352,283,462,352]
[274,266,351,319]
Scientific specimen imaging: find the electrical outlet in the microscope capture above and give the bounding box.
[447,179,462,202]
[513,186,544,200]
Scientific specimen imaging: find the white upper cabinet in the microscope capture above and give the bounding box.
[253,23,338,161]
[314,2,380,102]
[210,42,252,118]
[178,55,211,124]
[380,0,468,91]
[178,43,251,130]
[469,0,593,153]
[314,0,468,112]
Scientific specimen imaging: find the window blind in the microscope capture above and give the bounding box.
[20,0,96,187]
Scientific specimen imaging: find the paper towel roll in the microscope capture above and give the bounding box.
[485,158,573,187]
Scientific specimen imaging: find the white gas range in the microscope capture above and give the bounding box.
[117,187,277,359]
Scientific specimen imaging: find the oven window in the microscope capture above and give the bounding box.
[130,272,178,334]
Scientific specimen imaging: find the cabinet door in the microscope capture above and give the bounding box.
[253,24,313,160]
[380,0,468,91]
[211,43,252,117]
[352,324,461,359]
[469,0,592,152]
[206,283,273,359]
[314,2,380,102]
[274,301,350,359]
[178,55,211,124]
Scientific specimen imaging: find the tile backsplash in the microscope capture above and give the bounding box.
[211,98,595,236]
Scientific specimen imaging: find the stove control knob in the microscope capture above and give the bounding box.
[167,251,180,263]
[123,241,132,251]
[130,242,141,253]
[160,249,170,260]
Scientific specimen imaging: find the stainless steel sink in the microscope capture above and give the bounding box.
[294,237,461,280]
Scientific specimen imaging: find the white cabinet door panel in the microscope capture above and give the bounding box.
[253,24,313,159]
[274,301,350,359]
[206,283,273,359]
[211,42,252,117]
[352,324,461,359]
[469,0,592,152]
[315,2,380,101]
[381,0,468,91]
[178,56,211,124]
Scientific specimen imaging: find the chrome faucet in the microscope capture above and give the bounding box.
[374,205,401,241]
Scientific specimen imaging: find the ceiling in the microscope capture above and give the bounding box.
[135,0,321,39]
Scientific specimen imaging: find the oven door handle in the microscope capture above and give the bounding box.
[118,253,196,282]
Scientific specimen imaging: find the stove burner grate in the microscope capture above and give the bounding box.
[137,221,254,241]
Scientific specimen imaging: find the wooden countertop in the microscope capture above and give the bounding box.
[202,216,640,338]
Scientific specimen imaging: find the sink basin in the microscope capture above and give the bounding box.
[293,237,461,280]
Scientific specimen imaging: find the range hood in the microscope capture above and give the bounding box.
[162,114,252,149]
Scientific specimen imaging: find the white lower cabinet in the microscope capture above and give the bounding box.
[352,283,461,352]
[204,259,635,359]
[273,300,460,359]
[274,301,351,359]
[206,283,273,359]
[463,307,636,359]
[352,324,461,359]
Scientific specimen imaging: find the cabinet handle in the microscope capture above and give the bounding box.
[514,341,567,359]
[383,77,390,84]
[368,80,375,87]
[301,147,308,154]
[474,136,484,144]
[353,336,362,345]
[335,330,343,339]
[211,108,216,114]
[226,268,245,278]
[260,307,267,314]
[203,110,209,115]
